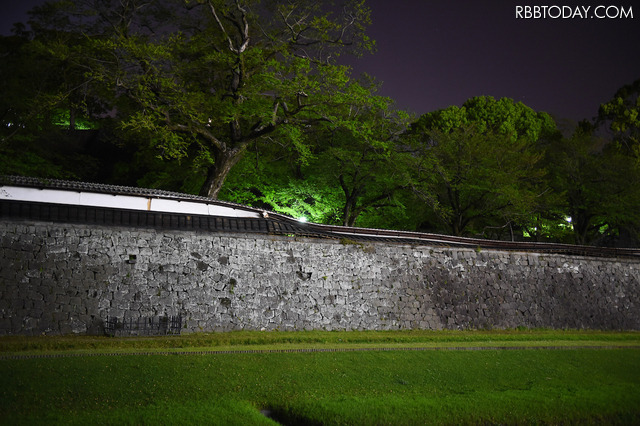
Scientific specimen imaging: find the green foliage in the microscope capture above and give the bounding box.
[220,146,344,223]
[0,130,111,181]
[219,76,412,227]
[0,146,76,179]
[599,78,640,157]
[309,86,412,226]
[0,14,107,144]
[51,109,96,131]
[407,98,553,237]
[0,34,62,141]
[545,127,640,245]
[52,0,376,198]
[0,9,114,181]
[3,2,639,245]
[411,96,556,143]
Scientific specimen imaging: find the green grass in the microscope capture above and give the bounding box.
[1,331,639,425]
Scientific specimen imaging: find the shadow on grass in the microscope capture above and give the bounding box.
[261,407,323,426]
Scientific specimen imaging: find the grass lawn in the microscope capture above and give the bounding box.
[1,330,639,425]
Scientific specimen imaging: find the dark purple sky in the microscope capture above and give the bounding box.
[3,0,639,121]
[349,0,640,122]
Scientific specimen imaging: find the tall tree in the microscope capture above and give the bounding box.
[0,24,106,179]
[546,125,640,245]
[407,125,545,237]
[413,96,556,143]
[30,0,374,198]
[312,87,410,226]
[220,81,411,227]
[408,97,555,237]
[599,78,640,158]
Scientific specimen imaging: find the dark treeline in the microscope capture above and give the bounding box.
[1,0,638,246]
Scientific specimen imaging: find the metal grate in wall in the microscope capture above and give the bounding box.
[104,315,182,336]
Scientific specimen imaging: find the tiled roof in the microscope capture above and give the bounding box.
[0,175,263,213]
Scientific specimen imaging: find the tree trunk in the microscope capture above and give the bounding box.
[343,202,357,227]
[450,219,462,237]
[69,107,76,131]
[198,148,243,199]
[341,184,361,227]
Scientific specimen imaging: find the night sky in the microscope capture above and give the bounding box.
[2,0,639,122]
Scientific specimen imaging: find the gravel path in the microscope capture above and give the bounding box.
[2,344,639,360]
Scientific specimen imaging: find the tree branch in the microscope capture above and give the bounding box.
[208,0,249,54]
[167,121,226,152]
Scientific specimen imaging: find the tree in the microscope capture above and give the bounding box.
[408,97,555,237]
[413,96,556,143]
[310,86,410,226]
[29,0,375,198]
[220,80,412,227]
[407,125,545,237]
[554,79,640,246]
[220,143,345,223]
[545,126,640,245]
[0,32,81,144]
[599,79,640,157]
[0,25,107,180]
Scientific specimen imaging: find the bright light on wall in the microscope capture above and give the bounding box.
[298,216,308,223]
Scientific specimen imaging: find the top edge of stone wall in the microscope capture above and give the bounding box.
[2,218,638,266]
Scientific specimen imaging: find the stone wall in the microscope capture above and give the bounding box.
[1,220,639,335]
